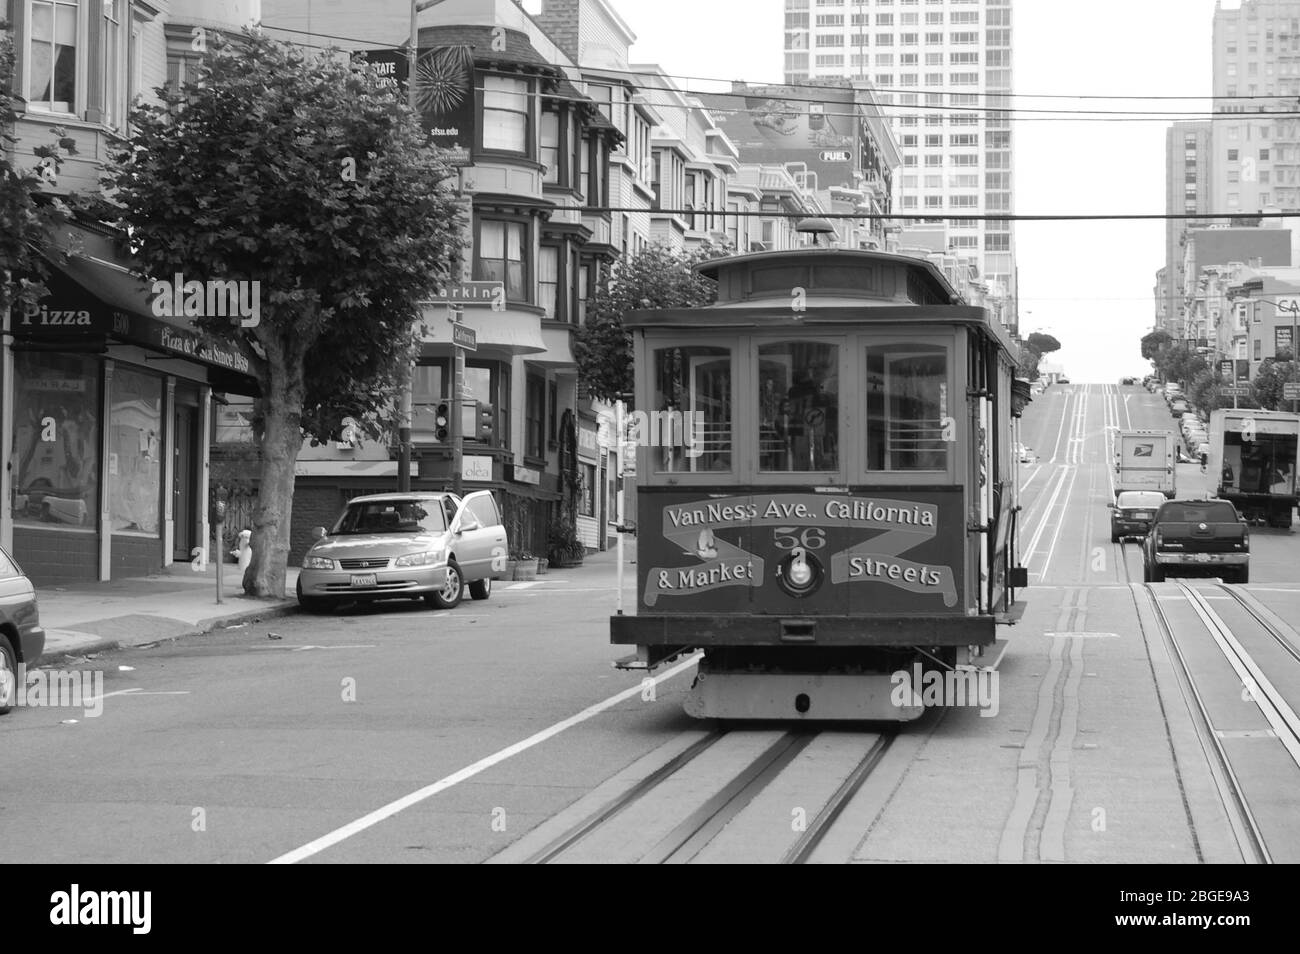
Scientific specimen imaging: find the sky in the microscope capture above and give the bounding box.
[606,0,1231,383]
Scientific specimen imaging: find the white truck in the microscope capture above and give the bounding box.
[1208,408,1300,529]
[1113,430,1177,498]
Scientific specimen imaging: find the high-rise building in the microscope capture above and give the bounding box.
[783,0,1016,326]
[1160,121,1214,336]
[1210,0,1300,216]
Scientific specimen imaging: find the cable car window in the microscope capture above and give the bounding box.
[650,345,732,473]
[758,341,839,472]
[866,343,949,472]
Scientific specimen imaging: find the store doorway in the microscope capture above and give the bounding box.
[172,399,200,562]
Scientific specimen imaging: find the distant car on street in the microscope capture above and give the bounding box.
[296,491,508,613]
[0,546,45,715]
[1109,490,1166,543]
[1058,376,1071,384]
[1015,443,1039,463]
[1120,376,1137,386]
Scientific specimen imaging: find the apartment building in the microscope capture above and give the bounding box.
[1211,0,1300,215]
[2,0,264,585]
[783,0,1016,329]
[1160,121,1214,337]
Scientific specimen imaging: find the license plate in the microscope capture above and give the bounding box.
[1190,554,1211,563]
[1134,511,1152,519]
[350,574,377,586]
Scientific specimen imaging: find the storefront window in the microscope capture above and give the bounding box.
[650,345,732,473]
[580,462,596,516]
[12,352,99,531]
[108,367,163,534]
[758,341,839,472]
[865,343,949,472]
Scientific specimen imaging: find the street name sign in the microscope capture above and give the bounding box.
[1283,382,1300,400]
[1221,385,1251,397]
[427,281,505,305]
[451,323,477,351]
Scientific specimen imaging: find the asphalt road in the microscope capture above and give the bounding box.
[2,382,1298,864]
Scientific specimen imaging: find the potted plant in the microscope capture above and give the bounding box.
[511,546,537,581]
[547,519,586,569]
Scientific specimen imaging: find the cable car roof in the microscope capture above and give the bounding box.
[625,247,1018,356]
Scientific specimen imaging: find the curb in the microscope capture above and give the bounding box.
[38,601,301,666]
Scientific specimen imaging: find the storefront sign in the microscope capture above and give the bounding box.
[16,266,263,383]
[463,455,493,481]
[512,465,540,485]
[155,322,252,374]
[578,422,599,459]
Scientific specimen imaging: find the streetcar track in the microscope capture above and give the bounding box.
[521,727,896,864]
[1142,580,1272,863]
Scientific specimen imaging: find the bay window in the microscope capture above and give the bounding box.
[475,219,528,302]
[28,0,79,113]
[481,74,530,154]
[539,245,560,319]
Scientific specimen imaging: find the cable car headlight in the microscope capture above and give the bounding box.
[777,550,824,598]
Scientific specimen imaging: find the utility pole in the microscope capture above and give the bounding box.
[450,303,465,496]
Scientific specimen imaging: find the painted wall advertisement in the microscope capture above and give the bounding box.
[636,490,964,616]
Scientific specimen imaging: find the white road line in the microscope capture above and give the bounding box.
[266,653,702,865]
[1021,465,1071,566]
[1036,463,1080,581]
[508,581,542,589]
[1047,389,1074,463]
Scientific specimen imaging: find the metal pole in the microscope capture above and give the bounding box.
[615,398,624,617]
[451,316,464,496]
[397,0,420,492]
[213,506,225,605]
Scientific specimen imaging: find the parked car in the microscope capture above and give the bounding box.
[1015,442,1039,463]
[1120,376,1137,386]
[0,546,45,715]
[1058,376,1071,384]
[1170,398,1190,416]
[1109,490,1167,543]
[296,491,508,613]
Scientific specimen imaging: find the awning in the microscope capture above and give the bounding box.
[13,256,264,394]
[417,303,546,355]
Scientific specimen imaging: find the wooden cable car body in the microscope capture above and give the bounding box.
[611,248,1028,720]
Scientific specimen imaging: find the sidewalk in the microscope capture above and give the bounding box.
[34,542,636,665]
[37,562,301,665]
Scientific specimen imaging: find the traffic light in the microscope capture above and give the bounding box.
[435,402,450,442]
[478,404,495,443]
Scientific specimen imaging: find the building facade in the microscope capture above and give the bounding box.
[1160,121,1214,337]
[783,0,1016,330]
[3,0,264,585]
[1210,0,1300,216]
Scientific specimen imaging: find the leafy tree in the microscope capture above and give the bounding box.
[574,242,726,404]
[1025,332,1061,356]
[0,22,77,323]
[1253,358,1299,410]
[97,30,465,597]
[1141,329,1172,363]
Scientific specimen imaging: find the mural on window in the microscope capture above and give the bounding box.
[11,352,99,529]
[651,346,732,473]
[108,368,162,534]
[758,341,839,472]
[865,344,949,472]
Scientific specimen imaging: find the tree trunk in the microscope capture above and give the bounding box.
[242,344,306,598]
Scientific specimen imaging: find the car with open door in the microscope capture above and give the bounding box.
[296,491,508,613]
